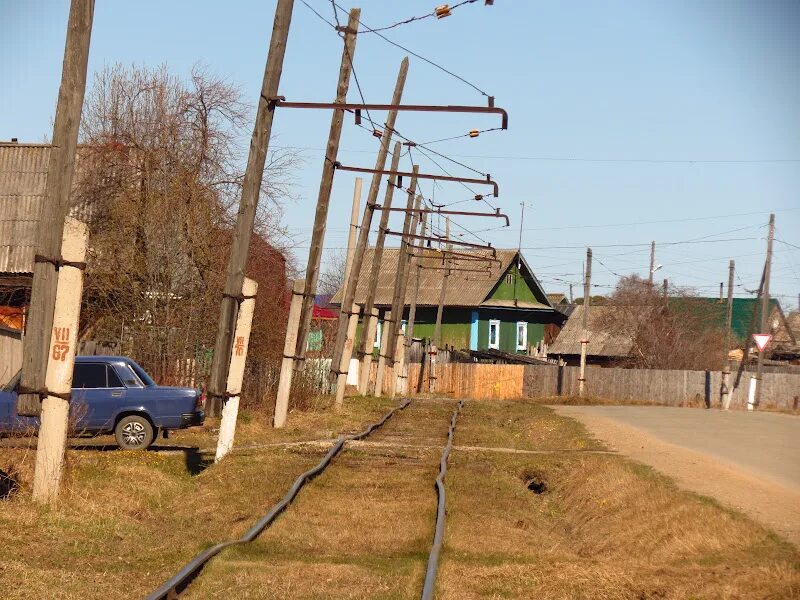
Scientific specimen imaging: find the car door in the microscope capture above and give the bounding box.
[70,363,126,432]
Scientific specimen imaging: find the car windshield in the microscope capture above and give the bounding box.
[3,370,21,392]
[128,361,157,387]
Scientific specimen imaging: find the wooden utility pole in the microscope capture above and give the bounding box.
[403,210,428,395]
[208,0,295,417]
[31,218,88,503]
[293,9,361,375]
[18,0,94,417]
[215,278,257,462]
[391,194,423,396]
[753,213,775,408]
[384,168,419,396]
[357,142,402,395]
[430,217,451,393]
[721,259,735,410]
[329,57,410,384]
[274,279,304,428]
[579,248,592,397]
[333,178,363,409]
[648,240,656,286]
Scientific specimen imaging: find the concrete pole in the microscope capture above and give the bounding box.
[208,0,294,416]
[343,177,363,285]
[333,180,363,409]
[374,310,392,396]
[358,307,378,395]
[579,248,592,397]
[754,213,775,408]
[294,10,361,374]
[329,58,410,384]
[215,278,257,462]
[19,0,94,417]
[384,173,419,397]
[402,211,427,395]
[721,259,735,410]
[648,240,655,286]
[355,142,403,395]
[273,279,304,428]
[32,218,88,504]
[391,194,423,397]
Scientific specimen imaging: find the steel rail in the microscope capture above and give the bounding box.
[145,399,412,600]
[421,399,464,600]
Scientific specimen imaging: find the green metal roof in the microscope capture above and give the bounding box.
[678,297,781,341]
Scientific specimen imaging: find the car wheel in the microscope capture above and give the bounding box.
[114,415,154,450]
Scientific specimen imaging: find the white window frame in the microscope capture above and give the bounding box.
[488,319,501,350]
[401,319,407,334]
[374,320,382,348]
[516,321,527,351]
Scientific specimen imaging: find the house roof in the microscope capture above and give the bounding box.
[674,297,782,341]
[774,310,799,346]
[0,143,51,274]
[547,292,568,305]
[549,305,652,358]
[330,248,552,310]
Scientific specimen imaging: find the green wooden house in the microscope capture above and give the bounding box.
[331,248,564,354]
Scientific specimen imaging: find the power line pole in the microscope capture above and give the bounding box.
[403,210,428,395]
[329,58,410,386]
[333,178,363,409]
[721,259,735,410]
[430,217,451,394]
[648,240,655,286]
[384,169,419,392]
[579,247,592,397]
[293,9,361,376]
[207,0,295,417]
[391,194,423,397]
[18,0,95,418]
[754,213,775,408]
[357,141,402,395]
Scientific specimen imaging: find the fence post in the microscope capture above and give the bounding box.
[215,278,257,462]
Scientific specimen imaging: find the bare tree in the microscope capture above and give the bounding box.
[73,63,299,386]
[599,275,728,371]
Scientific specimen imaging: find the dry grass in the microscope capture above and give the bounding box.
[0,395,396,600]
[1,397,798,599]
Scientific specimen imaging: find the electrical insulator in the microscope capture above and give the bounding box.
[474,194,483,201]
[435,5,452,19]
[372,128,383,138]
[469,129,480,138]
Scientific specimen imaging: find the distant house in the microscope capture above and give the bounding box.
[548,305,653,365]
[330,248,564,354]
[772,310,799,361]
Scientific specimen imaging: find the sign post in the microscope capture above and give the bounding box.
[747,333,772,411]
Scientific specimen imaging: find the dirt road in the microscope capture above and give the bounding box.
[554,405,800,546]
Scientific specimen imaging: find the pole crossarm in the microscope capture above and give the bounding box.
[334,164,499,197]
[407,249,501,265]
[373,206,509,226]
[418,265,492,274]
[383,230,496,256]
[266,98,508,130]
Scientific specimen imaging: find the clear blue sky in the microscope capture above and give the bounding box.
[2,0,798,308]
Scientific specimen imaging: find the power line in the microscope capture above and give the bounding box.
[357,0,482,34]
[332,0,491,98]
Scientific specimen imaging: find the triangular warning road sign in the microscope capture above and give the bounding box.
[752,333,772,352]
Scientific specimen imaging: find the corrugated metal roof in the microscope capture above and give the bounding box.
[0,144,51,274]
[549,305,651,357]
[330,248,552,309]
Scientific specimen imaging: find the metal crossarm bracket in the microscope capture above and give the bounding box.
[408,249,501,265]
[269,98,508,130]
[334,164,499,197]
[374,206,509,226]
[384,230,496,257]
[418,265,492,274]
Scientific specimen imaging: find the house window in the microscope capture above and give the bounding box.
[505,272,513,285]
[516,321,527,351]
[401,319,407,334]
[488,319,500,349]
[374,320,382,348]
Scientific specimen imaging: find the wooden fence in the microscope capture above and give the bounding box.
[523,364,800,410]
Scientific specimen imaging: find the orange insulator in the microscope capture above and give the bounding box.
[435,5,452,19]
[372,128,384,138]
[469,129,480,138]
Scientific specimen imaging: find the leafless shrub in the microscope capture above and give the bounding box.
[598,275,728,371]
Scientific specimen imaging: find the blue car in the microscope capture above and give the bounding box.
[0,356,205,450]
